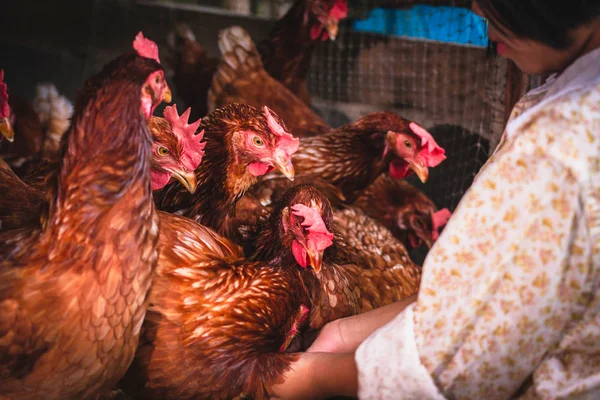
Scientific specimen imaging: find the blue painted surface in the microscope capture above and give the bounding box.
[352,5,488,47]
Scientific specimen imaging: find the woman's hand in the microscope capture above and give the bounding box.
[270,352,358,400]
[307,294,418,353]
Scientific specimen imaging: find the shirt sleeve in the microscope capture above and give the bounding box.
[356,148,589,399]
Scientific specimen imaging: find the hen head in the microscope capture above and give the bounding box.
[399,206,452,249]
[0,70,14,142]
[149,104,204,193]
[308,0,348,41]
[135,32,172,118]
[384,120,446,183]
[278,184,334,273]
[205,103,299,182]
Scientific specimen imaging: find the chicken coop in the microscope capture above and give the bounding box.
[2,0,538,216]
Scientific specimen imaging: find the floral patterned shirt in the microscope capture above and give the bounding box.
[356,47,600,400]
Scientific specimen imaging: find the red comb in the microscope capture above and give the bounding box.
[263,106,300,157]
[330,0,348,19]
[0,70,9,119]
[163,104,205,171]
[431,208,451,240]
[409,122,446,167]
[291,204,334,251]
[133,31,160,63]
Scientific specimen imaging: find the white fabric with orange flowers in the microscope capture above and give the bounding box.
[356,47,600,400]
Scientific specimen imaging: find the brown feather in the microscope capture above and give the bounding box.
[0,52,162,399]
[353,173,441,250]
[249,184,362,330]
[0,158,46,232]
[208,26,330,138]
[156,103,289,241]
[256,0,332,106]
[333,207,421,311]
[291,112,414,203]
[119,211,310,400]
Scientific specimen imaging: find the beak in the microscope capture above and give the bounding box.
[325,20,339,40]
[273,157,295,181]
[0,117,14,142]
[407,157,429,183]
[162,87,172,104]
[307,249,323,273]
[167,167,197,194]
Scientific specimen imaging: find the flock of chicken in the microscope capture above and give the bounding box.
[0,0,454,399]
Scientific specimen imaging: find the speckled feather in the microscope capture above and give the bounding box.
[120,211,310,400]
[0,158,46,233]
[291,112,413,203]
[208,25,330,138]
[333,207,421,311]
[0,53,162,399]
[256,0,342,106]
[249,184,362,330]
[156,103,290,241]
[353,173,441,250]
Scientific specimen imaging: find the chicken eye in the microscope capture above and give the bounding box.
[404,140,412,148]
[253,137,264,147]
[158,146,170,156]
[155,75,161,85]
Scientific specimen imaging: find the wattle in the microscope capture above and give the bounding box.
[248,162,272,177]
[389,159,412,179]
[151,170,171,191]
[292,240,308,268]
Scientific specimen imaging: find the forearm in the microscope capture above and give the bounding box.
[313,352,358,398]
[336,293,417,352]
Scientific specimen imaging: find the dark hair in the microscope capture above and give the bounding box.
[476,0,600,49]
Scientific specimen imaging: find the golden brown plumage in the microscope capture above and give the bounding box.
[0,157,45,232]
[248,184,421,325]
[208,26,330,138]
[333,207,421,312]
[256,0,348,106]
[353,173,450,250]
[248,184,362,329]
[0,36,170,399]
[253,111,440,207]
[167,0,346,117]
[156,103,297,241]
[119,211,310,400]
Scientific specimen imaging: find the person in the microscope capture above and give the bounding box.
[270,0,600,398]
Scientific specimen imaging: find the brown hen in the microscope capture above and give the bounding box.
[0,70,44,167]
[249,184,421,322]
[333,207,422,312]
[0,103,205,235]
[208,26,330,138]
[249,184,362,329]
[256,0,348,106]
[165,24,219,120]
[0,32,171,399]
[156,103,298,241]
[252,111,445,208]
[119,211,310,400]
[353,173,452,251]
[167,0,347,118]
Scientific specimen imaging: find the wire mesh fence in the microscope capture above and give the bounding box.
[3,0,518,212]
[304,0,508,211]
[134,0,513,211]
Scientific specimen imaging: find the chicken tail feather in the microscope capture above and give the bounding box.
[208,26,263,111]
